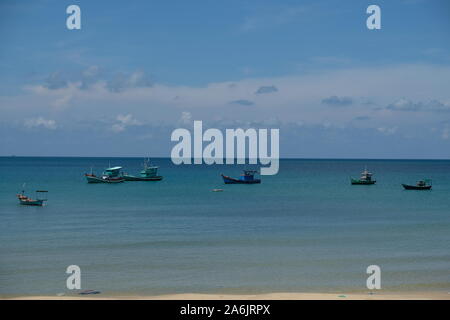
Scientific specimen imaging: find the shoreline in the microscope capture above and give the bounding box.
[3,291,450,300]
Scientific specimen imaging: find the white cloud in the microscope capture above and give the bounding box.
[180,111,192,124]
[9,64,450,138]
[117,114,140,125]
[111,124,125,133]
[107,71,152,92]
[387,98,450,112]
[26,82,79,109]
[24,117,57,130]
[111,114,141,133]
[377,127,398,135]
[82,65,100,77]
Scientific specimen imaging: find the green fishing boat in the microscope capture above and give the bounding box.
[123,159,163,181]
[85,166,125,183]
[351,168,376,185]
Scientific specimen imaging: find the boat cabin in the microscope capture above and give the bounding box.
[360,169,373,181]
[239,170,258,181]
[417,180,426,187]
[140,165,159,178]
[103,166,122,178]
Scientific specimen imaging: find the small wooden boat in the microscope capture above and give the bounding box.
[351,168,376,185]
[402,179,432,190]
[123,159,163,181]
[222,170,261,184]
[85,166,125,183]
[17,190,48,206]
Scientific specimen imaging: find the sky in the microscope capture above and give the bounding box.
[0,0,450,158]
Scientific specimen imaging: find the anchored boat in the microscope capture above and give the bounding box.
[351,168,376,185]
[85,166,125,183]
[221,170,261,184]
[402,179,432,190]
[123,159,163,181]
[17,190,48,206]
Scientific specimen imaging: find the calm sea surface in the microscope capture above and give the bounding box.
[0,157,449,296]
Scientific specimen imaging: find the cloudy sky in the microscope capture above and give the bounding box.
[1,0,450,158]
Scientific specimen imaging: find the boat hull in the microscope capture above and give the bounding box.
[402,184,432,190]
[221,174,261,184]
[85,174,125,183]
[123,175,163,181]
[351,179,376,185]
[19,199,45,206]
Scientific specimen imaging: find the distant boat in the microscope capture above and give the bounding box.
[78,289,101,295]
[402,179,432,190]
[85,166,125,183]
[351,168,376,185]
[222,170,261,184]
[17,190,48,206]
[123,159,163,181]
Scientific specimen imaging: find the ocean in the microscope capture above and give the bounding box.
[0,157,449,296]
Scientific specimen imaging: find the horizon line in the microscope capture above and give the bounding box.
[1,155,450,161]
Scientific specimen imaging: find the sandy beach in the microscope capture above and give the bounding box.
[4,292,450,300]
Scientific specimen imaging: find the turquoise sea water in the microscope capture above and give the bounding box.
[0,157,449,296]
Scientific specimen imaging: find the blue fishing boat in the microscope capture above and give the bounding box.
[123,159,163,181]
[85,166,125,183]
[221,170,261,184]
[17,190,48,206]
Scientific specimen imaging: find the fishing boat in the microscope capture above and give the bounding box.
[17,190,48,206]
[123,159,163,181]
[85,166,125,183]
[351,168,376,185]
[221,170,261,184]
[402,179,432,190]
